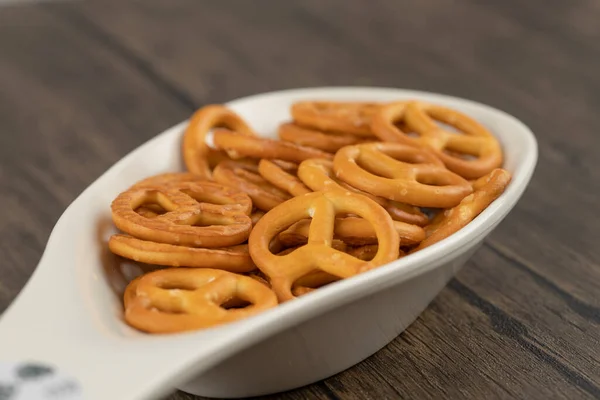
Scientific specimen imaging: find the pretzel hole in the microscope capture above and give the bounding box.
[292,270,339,293]
[186,213,237,227]
[135,203,167,218]
[355,157,396,179]
[433,121,462,134]
[395,122,421,138]
[415,172,456,187]
[180,189,240,206]
[156,281,198,291]
[220,297,252,309]
[443,149,477,161]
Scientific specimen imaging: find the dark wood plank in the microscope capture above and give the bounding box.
[0,4,190,311]
[0,0,599,399]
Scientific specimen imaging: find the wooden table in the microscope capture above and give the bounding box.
[1,1,599,399]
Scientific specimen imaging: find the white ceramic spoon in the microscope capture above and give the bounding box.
[0,87,537,400]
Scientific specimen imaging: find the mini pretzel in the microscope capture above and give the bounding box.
[212,129,333,163]
[414,169,511,251]
[298,158,429,225]
[371,101,503,179]
[278,216,425,247]
[213,161,291,211]
[109,234,255,272]
[124,268,278,333]
[182,105,255,179]
[258,159,312,197]
[111,181,252,248]
[334,143,473,208]
[248,189,400,302]
[291,101,381,137]
[278,122,369,153]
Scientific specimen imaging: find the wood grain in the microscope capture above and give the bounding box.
[0,0,599,399]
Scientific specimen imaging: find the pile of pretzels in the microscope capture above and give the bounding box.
[109,100,512,334]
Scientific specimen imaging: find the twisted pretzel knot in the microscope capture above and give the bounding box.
[371,101,503,179]
[124,268,278,333]
[249,188,400,302]
[333,142,473,208]
[111,181,252,248]
[182,105,256,179]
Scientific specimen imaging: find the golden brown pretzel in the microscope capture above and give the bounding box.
[248,188,400,302]
[291,101,381,137]
[124,268,278,333]
[334,143,473,208]
[413,169,511,251]
[132,172,204,189]
[109,234,255,272]
[212,129,333,163]
[258,159,312,197]
[371,101,503,179]
[111,181,252,248]
[213,161,291,211]
[298,158,429,225]
[182,105,255,179]
[278,122,369,153]
[278,216,425,247]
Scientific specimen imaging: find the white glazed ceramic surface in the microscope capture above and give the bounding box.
[0,87,537,400]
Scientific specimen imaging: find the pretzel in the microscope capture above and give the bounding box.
[213,161,291,211]
[111,181,252,248]
[124,268,278,333]
[413,169,511,251]
[258,159,312,197]
[371,101,503,179]
[212,129,333,163]
[291,101,381,137]
[248,188,400,302]
[334,143,473,208]
[182,105,256,179]
[298,158,429,225]
[278,122,369,153]
[109,234,255,272]
[278,216,425,247]
[132,172,204,189]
